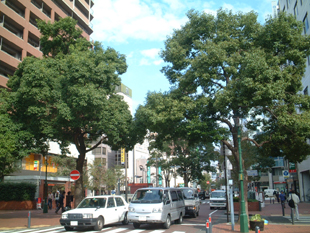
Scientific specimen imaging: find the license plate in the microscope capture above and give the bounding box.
[139,216,146,221]
[70,221,78,226]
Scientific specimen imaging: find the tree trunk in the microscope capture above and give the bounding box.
[74,153,85,207]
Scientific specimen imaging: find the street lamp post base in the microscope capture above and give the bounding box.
[43,203,48,213]
[240,213,249,232]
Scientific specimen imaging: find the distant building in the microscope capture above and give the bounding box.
[0,0,94,88]
[278,0,310,202]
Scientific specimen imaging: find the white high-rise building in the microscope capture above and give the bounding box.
[278,0,310,202]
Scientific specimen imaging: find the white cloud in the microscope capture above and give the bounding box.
[139,58,151,66]
[153,59,164,65]
[92,0,188,43]
[140,48,160,59]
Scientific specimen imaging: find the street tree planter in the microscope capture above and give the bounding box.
[249,220,264,231]
[249,214,264,231]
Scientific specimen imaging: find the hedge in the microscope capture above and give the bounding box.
[233,197,258,202]
[0,182,36,201]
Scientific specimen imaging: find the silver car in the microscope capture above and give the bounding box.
[60,195,128,231]
[128,187,185,229]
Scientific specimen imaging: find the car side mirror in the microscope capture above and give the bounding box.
[165,200,171,205]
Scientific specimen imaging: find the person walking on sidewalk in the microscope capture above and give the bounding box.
[279,190,286,208]
[55,191,65,214]
[55,190,60,209]
[288,190,300,220]
[48,191,54,210]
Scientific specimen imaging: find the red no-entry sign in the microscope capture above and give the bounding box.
[70,170,80,181]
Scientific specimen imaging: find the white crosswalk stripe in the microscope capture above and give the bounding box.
[3,227,188,233]
[283,215,310,224]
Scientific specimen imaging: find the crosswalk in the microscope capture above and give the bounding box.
[0,225,192,233]
[283,215,310,224]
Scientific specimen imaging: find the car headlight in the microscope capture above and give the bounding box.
[61,213,68,219]
[83,213,93,218]
[129,207,135,212]
[152,207,162,213]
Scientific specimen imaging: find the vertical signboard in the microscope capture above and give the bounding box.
[121,148,125,164]
[34,160,39,170]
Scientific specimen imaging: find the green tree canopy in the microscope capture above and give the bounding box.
[135,9,310,218]
[0,91,34,181]
[6,17,135,205]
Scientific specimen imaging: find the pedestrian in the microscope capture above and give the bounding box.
[48,191,54,210]
[55,190,60,209]
[287,190,300,220]
[276,191,280,203]
[66,191,73,209]
[279,190,286,208]
[55,191,65,214]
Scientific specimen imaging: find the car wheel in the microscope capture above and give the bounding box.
[64,226,74,231]
[122,212,129,225]
[94,216,104,231]
[197,210,199,216]
[192,211,197,218]
[175,213,183,224]
[133,222,140,229]
[210,207,213,210]
[163,215,171,229]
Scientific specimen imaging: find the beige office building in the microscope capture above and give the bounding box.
[0,0,94,88]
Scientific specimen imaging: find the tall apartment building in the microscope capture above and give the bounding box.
[0,0,94,88]
[1,0,95,203]
[278,0,310,202]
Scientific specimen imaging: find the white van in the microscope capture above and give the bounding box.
[128,187,185,229]
[264,189,277,197]
[210,190,226,209]
[179,187,200,217]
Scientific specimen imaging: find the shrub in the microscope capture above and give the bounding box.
[233,197,258,202]
[0,182,36,201]
[250,214,265,222]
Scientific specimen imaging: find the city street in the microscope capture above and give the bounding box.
[0,201,221,233]
[1,200,310,233]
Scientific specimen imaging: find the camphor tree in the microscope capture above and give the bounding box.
[136,91,218,187]
[0,91,34,181]
[6,17,135,205]
[136,9,310,220]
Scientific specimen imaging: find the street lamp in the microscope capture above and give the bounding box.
[43,154,48,213]
[233,114,249,232]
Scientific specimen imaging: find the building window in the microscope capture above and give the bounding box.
[294,1,298,17]
[95,158,106,166]
[93,147,106,155]
[304,86,308,95]
[303,13,309,34]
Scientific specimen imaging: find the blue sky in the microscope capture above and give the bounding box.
[91,0,275,115]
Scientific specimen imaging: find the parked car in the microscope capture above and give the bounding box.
[179,187,200,217]
[198,191,209,200]
[128,187,185,229]
[60,195,128,231]
[263,189,277,197]
[210,190,227,210]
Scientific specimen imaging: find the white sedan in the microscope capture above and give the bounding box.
[60,195,128,231]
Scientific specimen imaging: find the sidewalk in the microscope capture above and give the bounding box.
[0,208,61,230]
[0,201,309,232]
[213,201,310,232]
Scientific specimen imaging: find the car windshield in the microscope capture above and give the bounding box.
[77,198,106,208]
[182,189,195,199]
[211,192,225,198]
[131,189,163,203]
